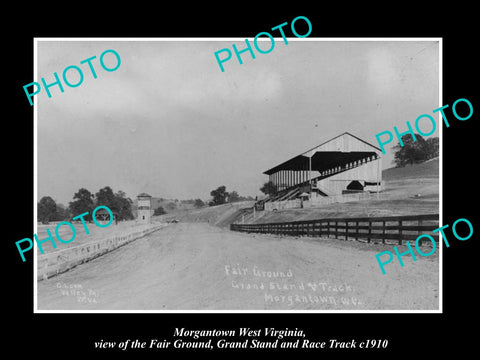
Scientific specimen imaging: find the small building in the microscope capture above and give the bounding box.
[137,193,152,224]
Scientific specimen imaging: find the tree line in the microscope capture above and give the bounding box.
[152,198,207,216]
[208,186,255,206]
[38,186,134,224]
[392,134,438,167]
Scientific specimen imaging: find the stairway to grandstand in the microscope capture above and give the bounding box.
[255,156,376,209]
[276,187,301,201]
[263,178,329,203]
[315,183,331,197]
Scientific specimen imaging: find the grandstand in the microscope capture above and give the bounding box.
[258,132,382,211]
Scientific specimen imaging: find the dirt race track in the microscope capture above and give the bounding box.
[37,222,439,311]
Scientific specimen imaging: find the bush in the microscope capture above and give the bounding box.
[154,206,166,216]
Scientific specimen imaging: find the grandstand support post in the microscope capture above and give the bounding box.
[253,205,256,220]
[309,154,312,200]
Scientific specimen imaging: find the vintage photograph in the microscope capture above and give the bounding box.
[34,39,440,312]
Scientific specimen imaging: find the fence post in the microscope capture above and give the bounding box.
[43,260,49,280]
[355,221,359,241]
[367,221,371,243]
[345,221,348,241]
[399,220,403,245]
[382,221,386,244]
[418,219,423,246]
[335,220,338,239]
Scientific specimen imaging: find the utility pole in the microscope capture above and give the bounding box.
[376,155,381,200]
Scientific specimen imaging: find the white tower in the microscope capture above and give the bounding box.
[137,193,152,224]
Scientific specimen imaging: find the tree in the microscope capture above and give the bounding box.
[240,195,255,201]
[210,185,229,206]
[393,133,429,167]
[113,190,134,220]
[424,137,439,160]
[194,199,205,208]
[228,191,240,203]
[166,202,177,211]
[260,181,278,197]
[54,203,71,221]
[154,206,166,216]
[69,188,95,221]
[93,188,134,220]
[38,196,57,224]
[95,186,116,210]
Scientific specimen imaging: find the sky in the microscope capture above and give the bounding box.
[36,39,440,205]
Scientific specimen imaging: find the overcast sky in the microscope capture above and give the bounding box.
[36,39,439,205]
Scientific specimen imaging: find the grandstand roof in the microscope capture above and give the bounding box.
[263,132,380,175]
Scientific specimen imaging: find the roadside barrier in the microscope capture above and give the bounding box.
[230,214,439,245]
[37,224,166,281]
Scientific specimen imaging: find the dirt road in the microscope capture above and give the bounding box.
[37,222,439,311]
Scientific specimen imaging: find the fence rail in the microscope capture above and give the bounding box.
[230,214,439,246]
[37,224,167,281]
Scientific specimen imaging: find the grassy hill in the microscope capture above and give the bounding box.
[382,157,439,181]
[381,157,439,200]
[154,201,254,227]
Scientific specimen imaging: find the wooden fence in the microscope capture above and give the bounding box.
[37,224,167,281]
[230,214,439,246]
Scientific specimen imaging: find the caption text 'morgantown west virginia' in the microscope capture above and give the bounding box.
[174,327,304,339]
